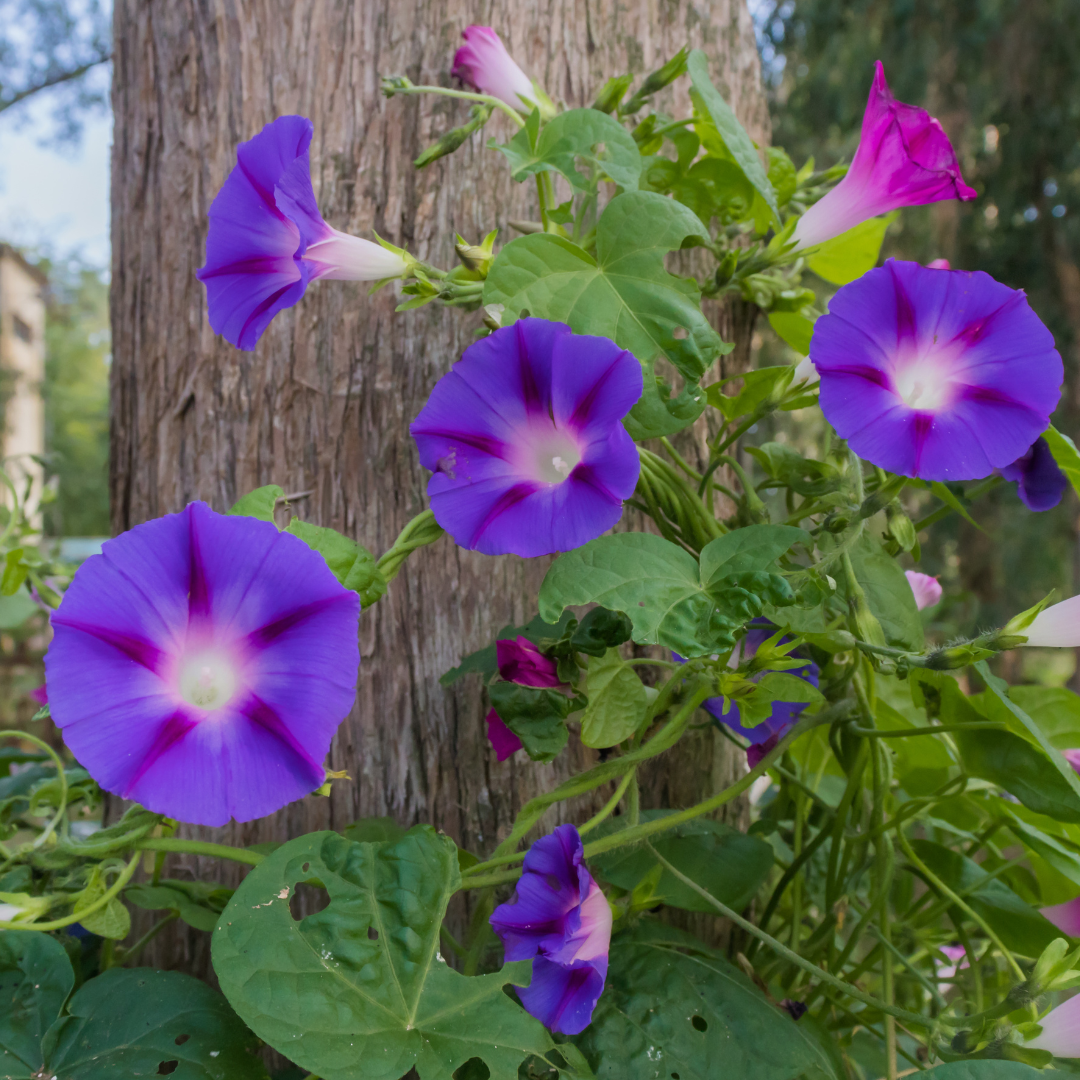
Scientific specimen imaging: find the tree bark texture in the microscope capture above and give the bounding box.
[109,0,770,973]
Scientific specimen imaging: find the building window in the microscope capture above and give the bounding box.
[12,316,32,344]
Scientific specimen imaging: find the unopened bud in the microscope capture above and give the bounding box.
[381,74,414,98]
[415,104,493,169]
[886,501,917,552]
[621,46,689,115]
[591,73,633,114]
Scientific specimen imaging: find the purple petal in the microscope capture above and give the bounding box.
[747,732,783,769]
[412,319,641,556]
[497,637,562,688]
[812,260,1063,480]
[794,62,975,249]
[46,502,360,825]
[486,708,523,761]
[197,116,324,351]
[1000,436,1067,512]
[516,956,607,1035]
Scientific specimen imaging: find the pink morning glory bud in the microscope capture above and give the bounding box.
[1026,994,1080,1057]
[198,116,411,351]
[452,26,541,114]
[497,636,562,688]
[1042,896,1080,935]
[490,824,612,1034]
[928,258,952,269]
[793,62,976,251]
[485,708,523,761]
[905,570,942,610]
[45,502,361,826]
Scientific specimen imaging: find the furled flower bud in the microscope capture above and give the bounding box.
[1007,595,1080,648]
[451,26,552,118]
[1000,436,1068,513]
[793,62,976,250]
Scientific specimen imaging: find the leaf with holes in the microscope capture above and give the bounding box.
[0,933,266,1080]
[574,922,842,1079]
[484,190,728,440]
[0,930,73,1074]
[211,827,553,1080]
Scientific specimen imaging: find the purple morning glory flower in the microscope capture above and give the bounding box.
[812,260,1063,481]
[197,115,410,351]
[699,625,820,768]
[44,502,360,826]
[793,62,976,250]
[485,636,566,761]
[491,823,612,1034]
[1000,435,1067,512]
[411,319,643,557]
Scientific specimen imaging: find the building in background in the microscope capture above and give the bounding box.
[0,245,46,508]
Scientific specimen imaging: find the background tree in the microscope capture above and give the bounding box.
[109,0,771,970]
[0,0,111,144]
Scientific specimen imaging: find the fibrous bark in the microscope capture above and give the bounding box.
[109,0,769,972]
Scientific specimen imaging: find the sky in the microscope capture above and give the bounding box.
[0,97,112,269]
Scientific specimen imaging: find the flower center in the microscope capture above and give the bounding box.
[178,652,237,711]
[893,351,958,411]
[531,430,583,485]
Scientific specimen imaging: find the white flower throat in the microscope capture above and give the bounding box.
[178,652,237,710]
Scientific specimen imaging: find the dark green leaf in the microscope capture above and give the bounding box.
[570,607,634,657]
[284,518,385,607]
[745,442,840,497]
[699,525,810,587]
[40,967,268,1079]
[0,930,73,1073]
[846,532,924,650]
[538,533,712,656]
[580,649,648,749]
[687,51,779,226]
[342,816,408,845]
[977,662,1080,819]
[1005,685,1080,749]
[574,922,841,1079]
[227,484,283,523]
[590,813,774,913]
[212,829,552,1080]
[487,683,574,762]
[806,213,897,285]
[484,190,727,440]
[909,838,1060,958]
[494,108,642,193]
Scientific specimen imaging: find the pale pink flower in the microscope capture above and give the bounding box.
[905,570,942,610]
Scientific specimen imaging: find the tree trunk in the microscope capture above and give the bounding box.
[109,0,770,974]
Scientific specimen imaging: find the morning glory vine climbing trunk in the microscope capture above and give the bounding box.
[108,0,770,972]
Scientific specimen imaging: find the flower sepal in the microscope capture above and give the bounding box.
[996,591,1057,648]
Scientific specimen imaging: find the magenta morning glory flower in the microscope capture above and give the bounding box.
[812,260,1063,481]
[452,26,539,114]
[1001,436,1067,512]
[490,823,612,1034]
[485,636,564,762]
[411,318,642,557]
[905,571,942,611]
[197,115,410,351]
[793,62,976,250]
[44,502,360,826]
